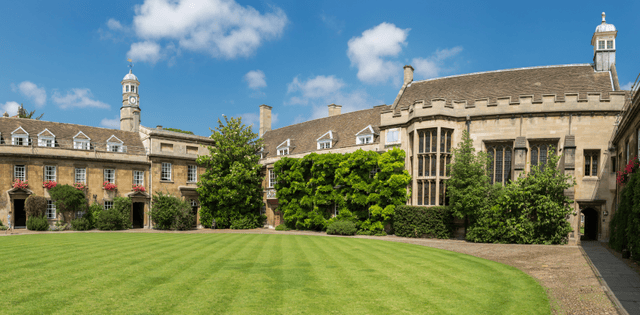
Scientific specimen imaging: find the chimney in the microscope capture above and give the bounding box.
[403,65,414,85]
[259,104,272,137]
[156,125,163,130]
[328,103,342,117]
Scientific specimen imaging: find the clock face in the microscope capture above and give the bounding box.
[129,96,137,105]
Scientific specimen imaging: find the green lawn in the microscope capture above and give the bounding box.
[0,233,549,314]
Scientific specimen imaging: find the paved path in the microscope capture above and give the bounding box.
[582,241,640,315]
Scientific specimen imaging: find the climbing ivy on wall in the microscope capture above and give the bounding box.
[273,148,411,232]
[609,169,640,260]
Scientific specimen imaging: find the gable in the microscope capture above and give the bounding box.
[73,131,91,140]
[38,128,55,137]
[11,126,28,135]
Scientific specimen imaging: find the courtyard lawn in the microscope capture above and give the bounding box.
[0,233,549,314]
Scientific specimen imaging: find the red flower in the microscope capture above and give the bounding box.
[103,181,117,191]
[43,181,57,189]
[132,184,146,192]
[12,179,28,189]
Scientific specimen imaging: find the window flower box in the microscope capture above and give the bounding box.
[43,181,57,189]
[12,179,28,189]
[73,182,87,190]
[132,184,146,193]
[103,181,117,191]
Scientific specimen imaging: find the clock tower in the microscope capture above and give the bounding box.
[120,69,141,132]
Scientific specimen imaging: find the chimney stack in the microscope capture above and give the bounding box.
[328,104,342,117]
[259,104,272,137]
[403,65,414,85]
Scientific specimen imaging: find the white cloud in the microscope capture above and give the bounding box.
[287,75,344,99]
[1,101,20,116]
[244,70,267,89]
[320,13,344,35]
[11,81,47,107]
[52,88,110,109]
[412,46,463,79]
[128,0,288,62]
[285,75,381,122]
[127,41,162,64]
[100,117,120,128]
[107,18,124,31]
[621,81,634,90]
[347,22,409,84]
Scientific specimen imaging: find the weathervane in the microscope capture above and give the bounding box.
[127,58,134,70]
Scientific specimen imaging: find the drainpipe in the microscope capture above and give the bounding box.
[466,115,471,134]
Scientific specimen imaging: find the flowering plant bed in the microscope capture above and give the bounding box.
[73,182,87,190]
[617,156,639,185]
[12,179,28,189]
[43,181,57,189]
[103,181,117,191]
[132,184,146,193]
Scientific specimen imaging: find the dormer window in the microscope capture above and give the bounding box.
[356,125,377,145]
[316,131,334,150]
[73,131,91,150]
[37,129,56,147]
[11,126,29,146]
[106,135,125,153]
[277,139,291,156]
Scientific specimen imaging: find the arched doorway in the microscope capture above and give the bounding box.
[582,208,599,240]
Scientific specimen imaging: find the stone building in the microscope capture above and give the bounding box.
[259,13,628,244]
[0,69,213,229]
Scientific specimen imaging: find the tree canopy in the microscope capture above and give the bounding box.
[196,116,265,229]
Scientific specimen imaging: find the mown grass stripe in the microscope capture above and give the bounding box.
[0,233,550,315]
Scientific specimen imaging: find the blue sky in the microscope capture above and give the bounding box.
[1,0,639,136]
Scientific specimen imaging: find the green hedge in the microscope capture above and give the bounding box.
[393,206,454,239]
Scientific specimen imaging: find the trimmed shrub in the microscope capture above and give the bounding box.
[25,196,47,218]
[70,217,91,231]
[230,215,265,229]
[275,224,290,231]
[149,192,195,230]
[48,184,88,222]
[394,206,454,239]
[96,197,131,231]
[27,216,50,231]
[86,202,102,229]
[326,220,357,236]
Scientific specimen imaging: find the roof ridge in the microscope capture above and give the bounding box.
[410,64,594,85]
[1,117,135,134]
[265,105,386,134]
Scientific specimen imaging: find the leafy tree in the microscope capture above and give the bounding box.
[48,184,87,222]
[96,197,131,230]
[25,195,47,218]
[197,116,265,229]
[17,103,44,120]
[447,130,492,230]
[467,150,575,244]
[149,192,194,230]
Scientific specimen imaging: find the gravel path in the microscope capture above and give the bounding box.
[4,228,621,314]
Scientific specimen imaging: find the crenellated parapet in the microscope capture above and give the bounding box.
[381,91,626,128]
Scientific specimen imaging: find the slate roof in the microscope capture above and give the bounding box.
[395,64,614,112]
[0,118,145,154]
[261,106,388,158]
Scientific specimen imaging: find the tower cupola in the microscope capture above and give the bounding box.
[591,12,617,72]
[120,69,141,132]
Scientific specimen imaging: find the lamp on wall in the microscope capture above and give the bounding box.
[603,210,609,216]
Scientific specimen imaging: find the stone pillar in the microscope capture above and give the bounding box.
[259,104,272,137]
[513,137,527,179]
[563,135,578,244]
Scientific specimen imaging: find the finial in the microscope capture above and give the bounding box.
[3,111,8,117]
[602,12,606,24]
